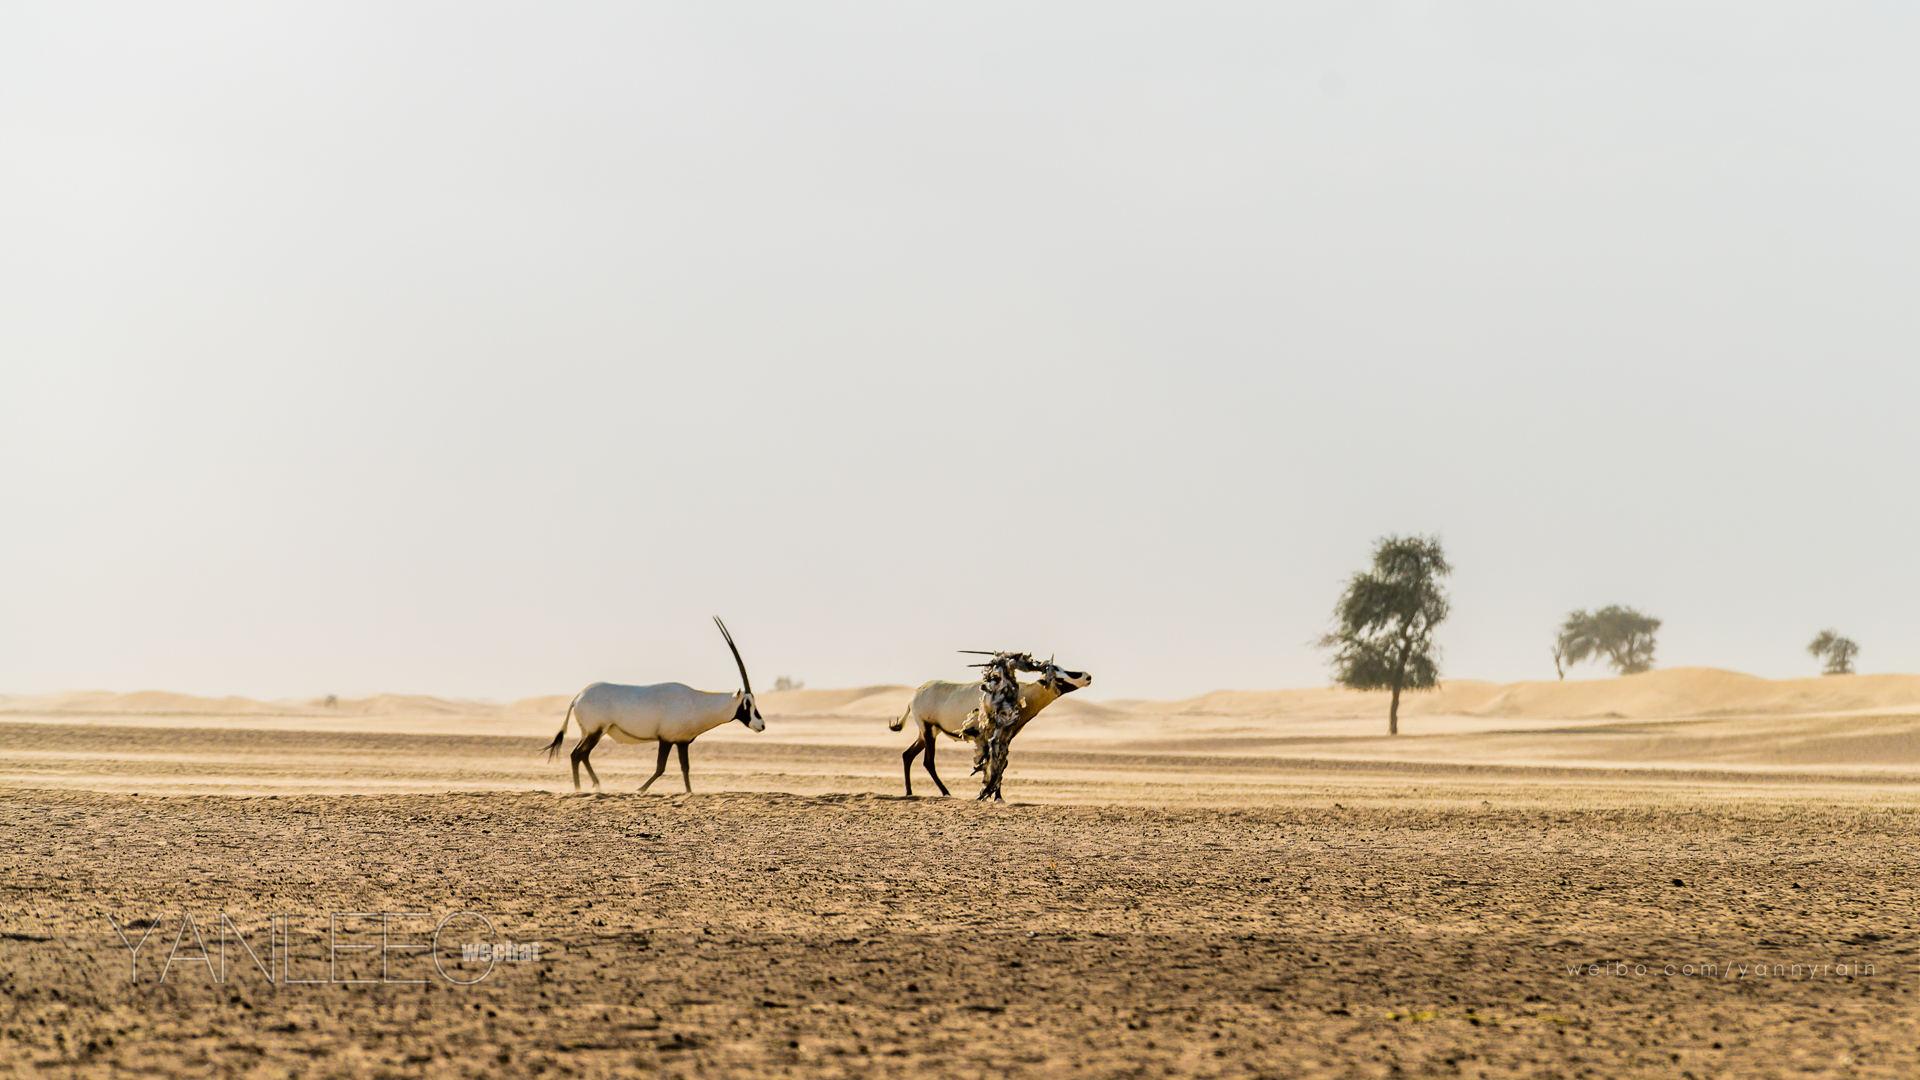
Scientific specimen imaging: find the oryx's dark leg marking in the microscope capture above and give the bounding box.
[639,740,672,794]
[579,749,603,791]
[675,741,692,793]
[570,729,604,791]
[901,728,926,797]
[921,723,950,797]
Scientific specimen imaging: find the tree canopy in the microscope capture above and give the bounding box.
[1807,630,1859,676]
[1556,606,1661,675]
[1318,534,1450,736]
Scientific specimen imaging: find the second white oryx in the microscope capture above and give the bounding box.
[543,617,766,793]
[889,653,1091,797]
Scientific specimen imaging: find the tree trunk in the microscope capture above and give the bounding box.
[1389,631,1413,737]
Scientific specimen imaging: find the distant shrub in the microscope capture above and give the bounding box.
[1807,630,1859,676]
[1556,606,1661,676]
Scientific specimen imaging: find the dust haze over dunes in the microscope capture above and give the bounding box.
[21,666,1920,725]
[9,668,1920,797]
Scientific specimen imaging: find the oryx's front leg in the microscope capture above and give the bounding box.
[639,740,672,794]
[570,729,604,792]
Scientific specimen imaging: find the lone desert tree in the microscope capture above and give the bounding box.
[1319,534,1451,736]
[1556,606,1661,675]
[1807,630,1859,676]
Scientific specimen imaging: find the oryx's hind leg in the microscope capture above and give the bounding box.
[638,740,672,794]
[921,722,951,797]
[675,742,692,793]
[570,729,605,792]
[900,723,927,796]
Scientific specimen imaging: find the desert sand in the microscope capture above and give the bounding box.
[3,668,1918,1077]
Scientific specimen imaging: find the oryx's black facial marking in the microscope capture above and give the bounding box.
[734,694,761,726]
[1050,667,1091,695]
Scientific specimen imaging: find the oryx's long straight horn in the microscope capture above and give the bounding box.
[713,616,753,695]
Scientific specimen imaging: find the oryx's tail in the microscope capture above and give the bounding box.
[889,704,910,732]
[543,692,585,761]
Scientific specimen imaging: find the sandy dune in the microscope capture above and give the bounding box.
[17,666,1920,726]
[9,669,1920,794]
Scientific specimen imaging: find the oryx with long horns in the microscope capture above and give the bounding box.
[890,651,1091,798]
[543,617,766,793]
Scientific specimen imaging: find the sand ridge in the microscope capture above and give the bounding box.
[15,667,1920,724]
[10,669,1920,784]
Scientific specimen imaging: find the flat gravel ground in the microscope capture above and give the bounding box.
[3,787,1917,1078]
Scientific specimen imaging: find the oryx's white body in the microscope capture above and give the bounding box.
[893,680,1000,740]
[574,682,752,746]
[890,678,1072,744]
[544,618,765,793]
[890,658,1090,797]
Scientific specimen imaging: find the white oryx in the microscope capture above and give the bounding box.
[543,617,766,793]
[889,653,1091,797]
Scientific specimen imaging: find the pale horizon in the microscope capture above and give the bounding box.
[6,4,1919,702]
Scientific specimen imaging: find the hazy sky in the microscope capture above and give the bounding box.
[4,4,1919,701]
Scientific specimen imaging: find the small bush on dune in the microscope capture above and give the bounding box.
[1556,606,1661,676]
[1807,630,1859,676]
